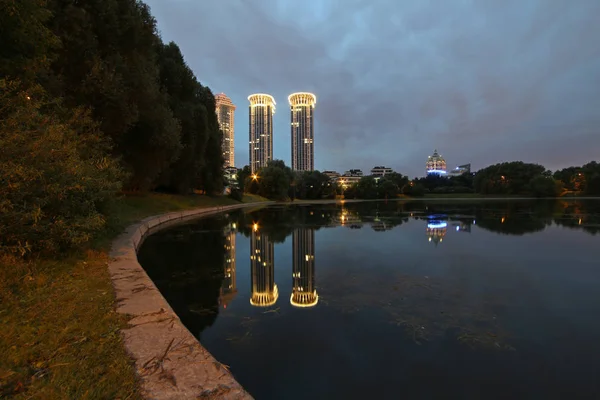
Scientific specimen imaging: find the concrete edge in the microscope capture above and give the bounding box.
[108,201,273,400]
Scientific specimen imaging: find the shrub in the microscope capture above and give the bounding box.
[228,187,244,202]
[0,80,124,255]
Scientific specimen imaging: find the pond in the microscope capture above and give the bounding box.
[138,200,600,399]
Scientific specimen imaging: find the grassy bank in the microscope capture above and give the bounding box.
[0,193,267,399]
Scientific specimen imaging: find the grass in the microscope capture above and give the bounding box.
[0,192,267,399]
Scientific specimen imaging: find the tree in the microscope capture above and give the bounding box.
[238,166,251,192]
[254,160,293,200]
[46,0,182,191]
[528,176,559,198]
[295,171,335,200]
[156,42,223,194]
[0,0,59,83]
[355,176,378,199]
[581,161,600,196]
[474,162,547,195]
[0,80,123,254]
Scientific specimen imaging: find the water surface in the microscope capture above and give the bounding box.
[138,200,600,399]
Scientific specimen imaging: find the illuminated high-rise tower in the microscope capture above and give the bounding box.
[215,93,236,167]
[250,224,278,307]
[220,223,237,308]
[291,228,318,307]
[289,92,316,171]
[248,94,276,173]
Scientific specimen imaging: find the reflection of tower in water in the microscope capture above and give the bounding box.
[427,220,447,245]
[291,229,318,307]
[250,224,278,307]
[220,224,237,308]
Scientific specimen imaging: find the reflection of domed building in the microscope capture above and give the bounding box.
[426,149,447,175]
[219,224,237,308]
[426,220,447,245]
[291,228,318,308]
[250,224,278,307]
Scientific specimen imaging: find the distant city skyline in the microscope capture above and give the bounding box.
[145,0,600,177]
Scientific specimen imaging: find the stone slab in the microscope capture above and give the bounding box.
[108,201,273,399]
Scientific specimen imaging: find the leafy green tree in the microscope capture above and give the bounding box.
[581,161,600,195]
[156,42,223,194]
[197,86,224,194]
[254,160,293,200]
[46,0,182,191]
[0,80,123,254]
[0,0,59,83]
[355,176,378,199]
[474,162,547,195]
[238,166,251,192]
[528,176,559,198]
[295,170,335,200]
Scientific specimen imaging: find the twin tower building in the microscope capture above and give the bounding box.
[215,92,317,173]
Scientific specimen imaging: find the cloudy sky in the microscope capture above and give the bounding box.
[145,0,600,177]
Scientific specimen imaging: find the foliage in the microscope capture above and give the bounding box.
[245,160,293,201]
[474,162,547,195]
[0,80,123,254]
[528,176,560,198]
[237,166,251,192]
[228,187,244,202]
[403,183,426,197]
[412,173,474,194]
[581,161,600,196]
[46,0,183,191]
[294,170,336,200]
[0,0,60,83]
[156,42,223,194]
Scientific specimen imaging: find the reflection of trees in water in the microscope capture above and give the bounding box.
[553,201,600,235]
[320,269,515,350]
[137,217,229,337]
[406,200,599,236]
[230,200,599,241]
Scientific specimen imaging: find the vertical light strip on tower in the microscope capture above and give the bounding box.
[215,93,236,167]
[288,92,316,171]
[248,94,276,173]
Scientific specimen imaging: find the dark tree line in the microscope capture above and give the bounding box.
[1,0,223,254]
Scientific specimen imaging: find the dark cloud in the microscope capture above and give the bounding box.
[146,0,600,177]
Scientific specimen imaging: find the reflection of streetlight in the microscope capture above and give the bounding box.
[253,223,259,232]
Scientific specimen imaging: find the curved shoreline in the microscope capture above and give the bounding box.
[109,202,273,400]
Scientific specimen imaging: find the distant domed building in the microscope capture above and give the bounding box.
[426,149,447,175]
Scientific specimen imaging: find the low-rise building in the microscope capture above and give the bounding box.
[449,163,471,177]
[322,170,341,180]
[344,169,363,177]
[224,166,239,187]
[370,166,394,177]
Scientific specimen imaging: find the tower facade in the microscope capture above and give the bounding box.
[220,223,237,308]
[248,94,275,173]
[289,92,316,171]
[250,224,278,307]
[215,93,236,167]
[291,228,318,307]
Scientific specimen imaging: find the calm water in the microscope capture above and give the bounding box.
[138,200,600,400]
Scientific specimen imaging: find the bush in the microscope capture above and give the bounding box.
[228,187,244,202]
[0,81,124,255]
[403,184,426,197]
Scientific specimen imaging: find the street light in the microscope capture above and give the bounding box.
[252,174,258,181]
